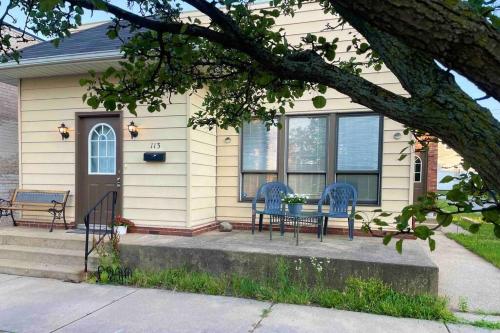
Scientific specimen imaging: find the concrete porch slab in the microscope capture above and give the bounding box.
[119,230,438,295]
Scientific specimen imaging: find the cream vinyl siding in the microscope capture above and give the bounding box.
[214,2,412,228]
[19,75,190,227]
[216,119,411,228]
[187,90,217,227]
[18,2,413,230]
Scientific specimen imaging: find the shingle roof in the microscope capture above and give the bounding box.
[3,23,42,41]
[20,22,130,60]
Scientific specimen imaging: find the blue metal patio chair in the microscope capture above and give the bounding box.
[318,183,358,240]
[251,182,293,234]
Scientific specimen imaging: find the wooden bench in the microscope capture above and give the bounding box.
[0,189,70,232]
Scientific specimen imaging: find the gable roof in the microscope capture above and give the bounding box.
[2,23,42,42]
[20,22,128,60]
[0,21,131,84]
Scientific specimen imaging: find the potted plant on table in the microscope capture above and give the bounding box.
[281,193,309,215]
[114,216,134,235]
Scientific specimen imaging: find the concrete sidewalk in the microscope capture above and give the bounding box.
[0,274,489,333]
[418,230,500,313]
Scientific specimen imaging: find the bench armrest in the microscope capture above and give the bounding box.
[50,200,65,210]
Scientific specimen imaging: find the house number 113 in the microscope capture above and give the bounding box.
[150,142,161,149]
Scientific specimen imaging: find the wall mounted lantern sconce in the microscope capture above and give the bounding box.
[128,121,139,139]
[58,123,69,140]
[393,132,402,140]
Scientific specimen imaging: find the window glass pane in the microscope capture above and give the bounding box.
[287,174,325,200]
[242,121,278,171]
[89,123,116,174]
[288,117,327,172]
[90,157,98,173]
[107,128,115,140]
[241,173,278,199]
[99,140,107,157]
[336,174,378,202]
[337,115,380,171]
[415,172,421,182]
[100,157,114,174]
[107,141,115,157]
[90,141,98,157]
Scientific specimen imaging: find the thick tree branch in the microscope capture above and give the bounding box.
[65,0,500,190]
[65,0,420,124]
[331,0,500,101]
[334,2,500,190]
[68,0,239,46]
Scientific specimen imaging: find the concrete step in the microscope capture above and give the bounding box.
[76,223,112,232]
[0,228,101,282]
[0,234,86,251]
[0,244,98,267]
[0,258,84,282]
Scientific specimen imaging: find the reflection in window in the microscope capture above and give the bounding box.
[239,113,383,204]
[89,123,116,175]
[337,115,380,170]
[287,117,327,199]
[241,120,278,199]
[242,120,278,171]
[241,174,278,200]
[336,115,381,203]
[336,174,378,202]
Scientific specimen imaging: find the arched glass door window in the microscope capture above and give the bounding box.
[414,156,422,182]
[88,123,116,175]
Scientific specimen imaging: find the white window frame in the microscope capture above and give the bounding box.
[414,155,422,183]
[88,123,117,175]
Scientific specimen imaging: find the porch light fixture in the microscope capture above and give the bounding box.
[58,123,69,140]
[128,121,138,139]
[393,132,402,140]
[224,137,232,144]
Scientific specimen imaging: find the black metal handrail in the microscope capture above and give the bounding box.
[84,191,117,272]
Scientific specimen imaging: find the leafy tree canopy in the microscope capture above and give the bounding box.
[0,0,499,250]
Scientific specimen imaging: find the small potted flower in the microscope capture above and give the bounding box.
[281,193,308,215]
[114,216,134,235]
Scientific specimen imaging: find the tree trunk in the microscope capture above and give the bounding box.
[331,0,500,101]
[331,2,500,191]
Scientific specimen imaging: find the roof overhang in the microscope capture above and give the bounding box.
[0,50,121,85]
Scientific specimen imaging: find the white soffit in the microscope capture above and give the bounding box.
[0,51,121,85]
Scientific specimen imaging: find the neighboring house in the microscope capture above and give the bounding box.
[413,141,438,199]
[0,25,39,201]
[437,143,464,190]
[0,3,437,234]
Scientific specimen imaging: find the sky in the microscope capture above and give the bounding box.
[1,0,499,120]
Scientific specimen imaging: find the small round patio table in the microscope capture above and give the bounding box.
[268,211,325,246]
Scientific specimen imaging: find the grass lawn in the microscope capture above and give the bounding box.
[92,251,500,329]
[92,260,454,322]
[94,265,500,328]
[118,268,454,321]
[446,215,500,269]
